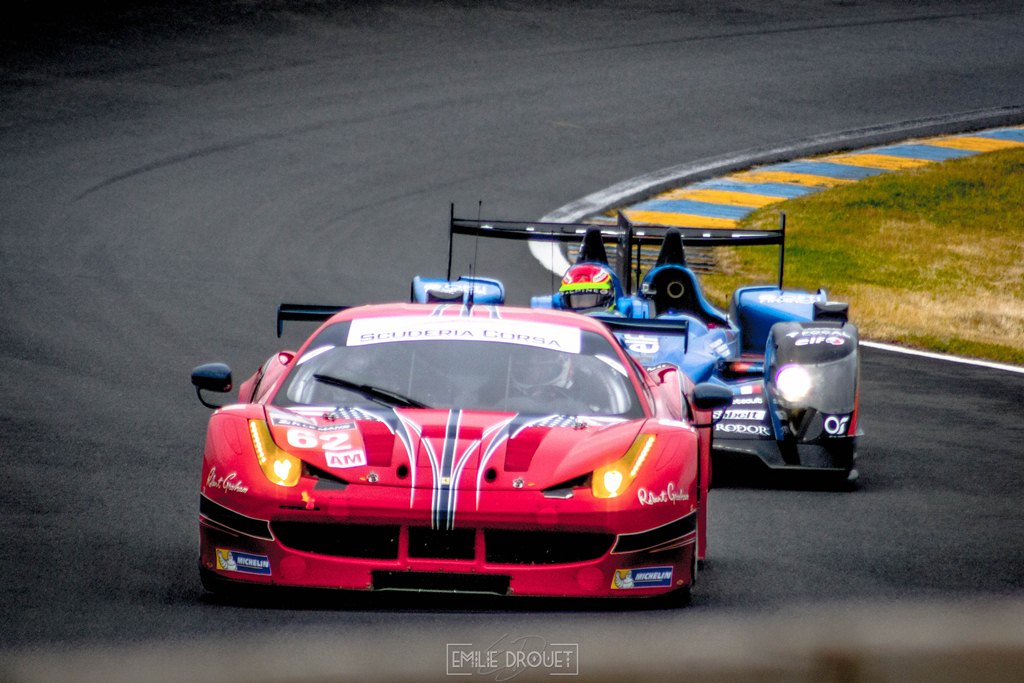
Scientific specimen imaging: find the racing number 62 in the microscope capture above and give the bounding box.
[285,428,352,451]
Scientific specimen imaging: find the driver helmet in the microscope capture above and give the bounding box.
[510,347,572,393]
[559,263,618,313]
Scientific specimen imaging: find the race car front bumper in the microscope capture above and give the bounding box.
[198,490,698,599]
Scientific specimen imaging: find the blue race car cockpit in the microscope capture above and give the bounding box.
[639,228,730,328]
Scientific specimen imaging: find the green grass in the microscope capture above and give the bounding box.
[699,147,1024,365]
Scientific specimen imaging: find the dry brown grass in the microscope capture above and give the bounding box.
[700,147,1024,364]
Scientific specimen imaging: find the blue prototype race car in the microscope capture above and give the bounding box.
[412,210,861,486]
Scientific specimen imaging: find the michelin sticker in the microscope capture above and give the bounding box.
[611,566,674,589]
[216,549,271,575]
[348,317,581,353]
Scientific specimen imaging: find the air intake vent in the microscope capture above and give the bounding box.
[272,522,399,559]
[408,527,476,560]
[372,571,510,595]
[485,530,614,564]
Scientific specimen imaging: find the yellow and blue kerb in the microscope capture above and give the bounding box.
[619,126,1024,228]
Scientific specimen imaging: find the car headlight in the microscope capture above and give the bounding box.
[591,434,656,499]
[775,364,812,403]
[249,419,302,487]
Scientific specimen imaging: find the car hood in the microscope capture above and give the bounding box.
[266,406,644,491]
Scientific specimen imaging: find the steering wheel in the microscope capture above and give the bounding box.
[519,385,577,414]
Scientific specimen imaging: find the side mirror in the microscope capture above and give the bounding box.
[692,383,734,410]
[191,362,232,409]
[717,358,764,379]
[813,300,849,323]
[690,383,733,427]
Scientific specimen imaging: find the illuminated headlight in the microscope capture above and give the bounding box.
[591,434,656,499]
[775,364,812,403]
[249,419,302,487]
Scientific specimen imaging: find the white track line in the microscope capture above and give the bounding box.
[536,198,1024,374]
[534,156,756,273]
[528,234,573,279]
[535,139,1024,375]
[859,341,1024,374]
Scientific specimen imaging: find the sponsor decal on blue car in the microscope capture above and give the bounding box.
[822,413,852,437]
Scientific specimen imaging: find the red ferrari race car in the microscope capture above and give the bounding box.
[191,303,732,602]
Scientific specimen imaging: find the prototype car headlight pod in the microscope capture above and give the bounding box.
[775,364,812,403]
[248,419,301,487]
[591,434,656,499]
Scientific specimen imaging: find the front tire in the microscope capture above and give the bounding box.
[656,540,697,607]
[199,566,261,602]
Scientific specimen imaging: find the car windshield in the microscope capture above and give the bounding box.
[273,316,644,418]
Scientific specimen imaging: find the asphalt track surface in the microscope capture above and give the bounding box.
[2,0,1024,660]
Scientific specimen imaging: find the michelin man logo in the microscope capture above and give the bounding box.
[612,570,635,589]
[215,549,237,572]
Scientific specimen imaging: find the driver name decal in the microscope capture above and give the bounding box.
[348,317,581,353]
[637,482,689,506]
[205,467,249,494]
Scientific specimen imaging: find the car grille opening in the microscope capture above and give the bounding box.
[269,523,615,566]
[485,530,614,565]
[372,570,510,595]
[271,522,399,559]
[408,527,475,560]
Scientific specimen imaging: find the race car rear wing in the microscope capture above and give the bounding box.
[592,315,691,340]
[276,303,347,337]
[592,315,691,368]
[448,207,788,294]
